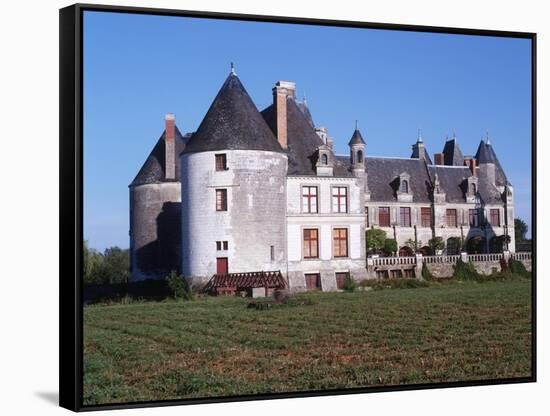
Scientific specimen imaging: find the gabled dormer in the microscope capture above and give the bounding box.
[464,175,479,203]
[432,172,446,203]
[315,143,334,176]
[396,172,413,202]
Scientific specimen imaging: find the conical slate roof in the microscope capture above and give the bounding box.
[442,138,464,166]
[182,73,283,154]
[348,129,366,146]
[475,140,510,186]
[130,127,190,187]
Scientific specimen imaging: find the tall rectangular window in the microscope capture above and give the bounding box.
[333,228,348,257]
[421,207,431,227]
[303,229,319,259]
[446,209,457,227]
[366,207,370,227]
[332,186,348,213]
[469,209,479,227]
[302,186,318,213]
[400,207,411,227]
[216,189,227,211]
[215,154,227,171]
[490,209,500,226]
[379,207,390,227]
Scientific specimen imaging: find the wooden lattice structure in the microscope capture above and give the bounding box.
[203,271,287,296]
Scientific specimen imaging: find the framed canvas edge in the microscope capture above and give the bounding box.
[58,2,538,412]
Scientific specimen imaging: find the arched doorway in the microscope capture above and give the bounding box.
[419,246,432,256]
[399,246,414,257]
[466,236,486,254]
[446,237,461,255]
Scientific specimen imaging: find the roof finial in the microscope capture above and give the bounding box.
[230,62,236,75]
[355,119,358,130]
[452,130,456,140]
[417,128,423,143]
[486,131,491,145]
[303,92,307,105]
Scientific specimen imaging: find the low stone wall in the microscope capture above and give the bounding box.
[367,252,532,279]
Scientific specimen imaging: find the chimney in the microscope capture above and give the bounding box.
[273,81,296,149]
[164,113,176,180]
[434,152,444,165]
[464,156,477,177]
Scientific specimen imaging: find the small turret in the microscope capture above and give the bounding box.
[348,123,366,177]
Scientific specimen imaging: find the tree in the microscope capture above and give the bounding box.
[83,240,103,285]
[405,238,423,253]
[514,218,528,242]
[166,270,193,300]
[428,237,445,254]
[366,228,387,253]
[100,247,130,284]
[383,239,398,256]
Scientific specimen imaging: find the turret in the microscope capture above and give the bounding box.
[348,125,366,177]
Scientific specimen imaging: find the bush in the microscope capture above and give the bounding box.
[428,237,445,254]
[342,275,357,292]
[509,259,530,277]
[366,228,387,253]
[383,239,398,256]
[166,270,194,300]
[453,259,481,280]
[359,278,430,290]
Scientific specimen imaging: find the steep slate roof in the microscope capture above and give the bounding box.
[130,127,190,187]
[365,157,432,203]
[442,138,464,166]
[475,140,510,186]
[428,165,471,203]
[183,73,283,154]
[410,140,433,165]
[262,97,340,176]
[296,100,314,127]
[348,129,366,146]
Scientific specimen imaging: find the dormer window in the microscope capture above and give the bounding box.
[400,180,409,193]
[321,153,328,165]
[357,150,363,163]
[470,183,477,194]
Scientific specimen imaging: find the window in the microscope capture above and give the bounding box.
[446,209,457,227]
[470,183,477,194]
[215,154,227,171]
[303,229,319,259]
[270,245,275,261]
[357,150,363,163]
[302,186,318,213]
[216,241,228,251]
[215,189,227,211]
[332,186,348,213]
[333,228,348,257]
[321,153,328,165]
[223,241,228,250]
[400,207,411,227]
[400,180,409,193]
[305,273,320,290]
[335,272,349,289]
[379,207,390,227]
[421,207,431,227]
[365,207,369,227]
[490,209,500,227]
[469,209,479,227]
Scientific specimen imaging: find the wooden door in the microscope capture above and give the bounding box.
[216,257,228,275]
[305,273,320,290]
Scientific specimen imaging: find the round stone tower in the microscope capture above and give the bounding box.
[180,72,288,285]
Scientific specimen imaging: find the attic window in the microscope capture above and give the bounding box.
[215,154,227,171]
[357,150,363,163]
[400,180,409,193]
[470,183,477,194]
[321,153,328,165]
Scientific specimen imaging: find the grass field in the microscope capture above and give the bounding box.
[83,279,532,405]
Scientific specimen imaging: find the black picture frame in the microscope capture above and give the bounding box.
[59,3,537,412]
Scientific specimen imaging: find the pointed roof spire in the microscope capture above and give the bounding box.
[183,73,282,154]
[442,136,464,166]
[230,61,236,75]
[348,124,366,146]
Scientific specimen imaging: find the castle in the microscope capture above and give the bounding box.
[129,69,514,291]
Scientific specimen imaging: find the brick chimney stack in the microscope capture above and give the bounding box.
[434,152,444,165]
[464,156,477,177]
[273,81,296,149]
[164,113,176,180]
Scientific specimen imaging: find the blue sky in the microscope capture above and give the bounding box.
[83,11,532,251]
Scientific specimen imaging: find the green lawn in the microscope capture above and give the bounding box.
[83,279,532,405]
